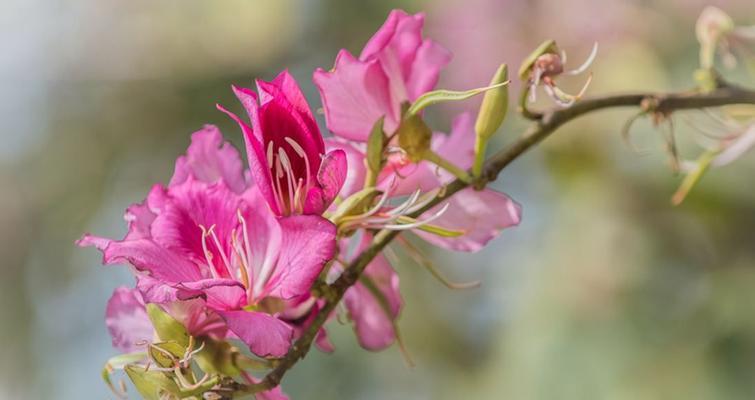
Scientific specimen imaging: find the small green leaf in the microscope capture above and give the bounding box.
[146,304,190,348]
[124,364,180,400]
[518,39,558,80]
[407,81,509,116]
[365,117,386,188]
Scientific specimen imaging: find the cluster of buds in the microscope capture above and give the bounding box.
[518,40,598,108]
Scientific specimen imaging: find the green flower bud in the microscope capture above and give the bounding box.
[397,114,433,162]
[475,63,509,141]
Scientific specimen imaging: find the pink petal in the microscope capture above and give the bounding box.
[415,188,522,252]
[77,235,201,282]
[217,103,280,215]
[406,39,452,100]
[105,287,153,353]
[264,216,337,300]
[258,70,324,153]
[307,149,347,214]
[325,138,366,198]
[343,245,402,351]
[137,276,246,311]
[170,125,247,194]
[239,187,282,292]
[360,10,424,76]
[218,310,293,358]
[313,50,397,141]
[433,112,476,170]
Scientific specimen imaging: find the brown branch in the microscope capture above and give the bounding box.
[243,84,755,394]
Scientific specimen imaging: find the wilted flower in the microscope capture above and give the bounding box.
[219,70,347,216]
[519,40,598,107]
[79,126,337,358]
[696,6,755,70]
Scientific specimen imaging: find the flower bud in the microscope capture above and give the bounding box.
[475,63,509,141]
[397,114,433,162]
[366,117,386,179]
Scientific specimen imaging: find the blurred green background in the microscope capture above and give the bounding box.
[2,0,755,398]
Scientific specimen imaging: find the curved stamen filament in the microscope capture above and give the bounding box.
[230,228,250,289]
[285,136,312,190]
[278,148,297,210]
[206,224,232,278]
[199,224,219,279]
[382,203,451,230]
[566,42,599,76]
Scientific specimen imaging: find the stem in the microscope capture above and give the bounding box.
[422,149,473,183]
[238,84,755,395]
[472,139,487,178]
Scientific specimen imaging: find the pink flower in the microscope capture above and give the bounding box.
[316,10,520,251]
[79,126,337,358]
[329,113,521,252]
[313,9,452,141]
[218,70,347,216]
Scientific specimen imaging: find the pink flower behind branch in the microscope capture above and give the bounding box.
[314,9,451,141]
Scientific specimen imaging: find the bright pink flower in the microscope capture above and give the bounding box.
[328,113,521,252]
[218,70,347,216]
[80,127,337,358]
[314,9,452,141]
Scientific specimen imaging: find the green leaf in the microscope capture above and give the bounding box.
[146,304,190,348]
[124,364,180,400]
[407,81,509,116]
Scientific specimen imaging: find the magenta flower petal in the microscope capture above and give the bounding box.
[264,215,337,300]
[217,103,281,216]
[137,276,246,311]
[313,50,396,141]
[416,188,522,252]
[77,234,202,282]
[218,310,293,358]
[105,287,153,353]
[170,125,246,193]
[310,149,347,213]
[343,248,402,351]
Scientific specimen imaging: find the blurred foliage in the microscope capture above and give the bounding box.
[0,0,754,399]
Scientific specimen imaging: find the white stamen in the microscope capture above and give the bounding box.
[278,147,296,210]
[266,141,274,167]
[199,224,220,279]
[566,42,599,76]
[207,225,232,277]
[382,203,452,230]
[285,136,312,191]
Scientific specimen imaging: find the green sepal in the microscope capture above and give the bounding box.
[102,352,147,394]
[331,187,382,226]
[146,304,190,348]
[366,116,386,182]
[407,82,509,116]
[124,364,180,400]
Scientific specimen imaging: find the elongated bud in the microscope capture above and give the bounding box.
[475,64,509,141]
[366,117,386,182]
[397,114,433,162]
[146,304,190,348]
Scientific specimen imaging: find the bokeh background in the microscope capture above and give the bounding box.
[2,0,755,398]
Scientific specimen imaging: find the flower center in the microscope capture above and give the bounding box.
[267,137,312,215]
